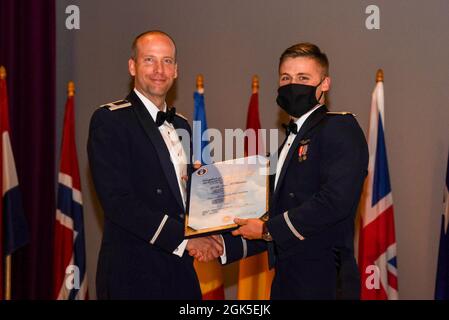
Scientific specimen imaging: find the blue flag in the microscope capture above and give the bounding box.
[192,89,225,300]
[435,151,449,300]
[193,91,212,165]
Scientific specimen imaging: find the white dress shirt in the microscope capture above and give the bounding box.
[134,89,189,257]
[274,104,323,190]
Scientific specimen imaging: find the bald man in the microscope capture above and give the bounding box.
[88,31,222,299]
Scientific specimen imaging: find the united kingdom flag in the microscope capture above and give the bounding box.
[53,82,88,300]
[358,74,399,300]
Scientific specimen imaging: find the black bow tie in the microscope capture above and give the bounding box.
[282,120,298,136]
[155,107,176,127]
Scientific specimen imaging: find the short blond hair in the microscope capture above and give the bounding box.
[279,42,329,76]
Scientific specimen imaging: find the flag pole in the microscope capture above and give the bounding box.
[376,69,384,83]
[5,257,10,300]
[251,74,268,219]
[252,75,259,94]
[194,74,205,167]
[1,66,12,301]
[196,74,204,94]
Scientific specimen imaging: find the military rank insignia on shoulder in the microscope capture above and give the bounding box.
[175,112,188,121]
[101,100,132,111]
[327,111,356,117]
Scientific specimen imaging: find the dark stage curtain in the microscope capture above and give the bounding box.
[0,0,56,299]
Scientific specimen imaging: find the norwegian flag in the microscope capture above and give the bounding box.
[358,76,399,300]
[53,82,88,300]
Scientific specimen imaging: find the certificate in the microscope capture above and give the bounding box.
[185,155,268,237]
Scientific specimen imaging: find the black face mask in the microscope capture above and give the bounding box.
[276,80,324,118]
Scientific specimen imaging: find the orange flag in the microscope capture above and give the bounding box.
[194,261,225,299]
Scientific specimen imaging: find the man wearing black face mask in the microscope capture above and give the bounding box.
[223,43,369,299]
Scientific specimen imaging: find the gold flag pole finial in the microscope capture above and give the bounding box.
[68,81,75,97]
[0,66,6,80]
[252,75,259,94]
[196,74,204,94]
[376,69,384,83]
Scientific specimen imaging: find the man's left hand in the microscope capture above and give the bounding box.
[232,218,264,240]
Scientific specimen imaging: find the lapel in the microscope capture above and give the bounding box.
[272,106,328,201]
[127,91,185,210]
[172,117,191,163]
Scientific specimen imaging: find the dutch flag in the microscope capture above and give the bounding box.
[0,66,29,300]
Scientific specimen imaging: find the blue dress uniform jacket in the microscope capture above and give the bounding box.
[87,90,201,299]
[222,106,368,299]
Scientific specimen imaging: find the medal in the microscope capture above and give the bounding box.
[298,139,310,162]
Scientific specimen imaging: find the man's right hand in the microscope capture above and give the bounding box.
[186,235,223,262]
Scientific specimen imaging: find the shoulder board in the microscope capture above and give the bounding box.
[327,111,356,117]
[100,99,132,111]
[175,112,188,121]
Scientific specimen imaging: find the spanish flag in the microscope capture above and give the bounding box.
[237,76,273,300]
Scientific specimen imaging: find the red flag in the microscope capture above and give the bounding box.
[244,91,263,156]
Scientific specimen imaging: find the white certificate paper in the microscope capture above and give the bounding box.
[185,155,268,237]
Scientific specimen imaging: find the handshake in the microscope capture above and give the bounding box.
[185,216,265,262]
[186,235,224,263]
